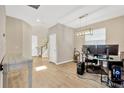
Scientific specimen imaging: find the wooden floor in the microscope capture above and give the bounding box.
[7,57,107,88]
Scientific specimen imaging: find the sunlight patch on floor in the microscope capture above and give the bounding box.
[35,65,47,72]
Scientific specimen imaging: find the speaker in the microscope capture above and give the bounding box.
[111,66,121,83]
[77,62,85,75]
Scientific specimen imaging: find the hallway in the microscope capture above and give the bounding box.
[7,57,107,88]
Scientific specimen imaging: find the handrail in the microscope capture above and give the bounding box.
[42,41,48,48]
[40,41,48,57]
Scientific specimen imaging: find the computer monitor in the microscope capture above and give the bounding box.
[97,45,106,55]
[83,44,119,56]
[83,45,97,55]
[106,45,119,56]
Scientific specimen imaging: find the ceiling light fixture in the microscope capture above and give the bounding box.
[76,14,93,36]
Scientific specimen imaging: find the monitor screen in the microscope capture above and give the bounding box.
[83,44,119,56]
[106,45,119,55]
[83,45,97,55]
[97,45,106,55]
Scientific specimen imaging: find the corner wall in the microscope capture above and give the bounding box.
[49,24,74,64]
[6,16,32,58]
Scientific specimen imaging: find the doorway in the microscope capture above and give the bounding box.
[49,34,57,63]
[32,35,38,56]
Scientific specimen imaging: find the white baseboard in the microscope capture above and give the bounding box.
[56,59,73,65]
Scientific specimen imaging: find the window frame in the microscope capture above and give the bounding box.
[84,28,106,45]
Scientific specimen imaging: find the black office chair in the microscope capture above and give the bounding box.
[85,56,98,72]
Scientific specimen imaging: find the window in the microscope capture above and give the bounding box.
[85,28,106,45]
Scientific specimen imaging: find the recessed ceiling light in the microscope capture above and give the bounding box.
[36,19,40,22]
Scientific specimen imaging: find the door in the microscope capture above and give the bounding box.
[32,35,38,56]
[49,34,57,63]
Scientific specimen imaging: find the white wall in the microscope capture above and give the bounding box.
[6,16,23,56]
[74,34,85,52]
[22,22,32,58]
[6,17,48,58]
[0,6,6,62]
[0,6,6,88]
[49,24,74,64]
[6,16,32,58]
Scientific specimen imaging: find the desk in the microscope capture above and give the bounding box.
[98,58,123,87]
[85,57,123,86]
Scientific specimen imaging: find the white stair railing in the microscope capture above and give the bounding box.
[38,41,48,58]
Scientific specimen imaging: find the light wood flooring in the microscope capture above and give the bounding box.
[7,57,107,88]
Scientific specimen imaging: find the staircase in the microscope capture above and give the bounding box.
[38,40,48,58]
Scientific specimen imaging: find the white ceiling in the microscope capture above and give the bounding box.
[5,5,124,28]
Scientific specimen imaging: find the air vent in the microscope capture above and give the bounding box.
[28,5,40,9]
